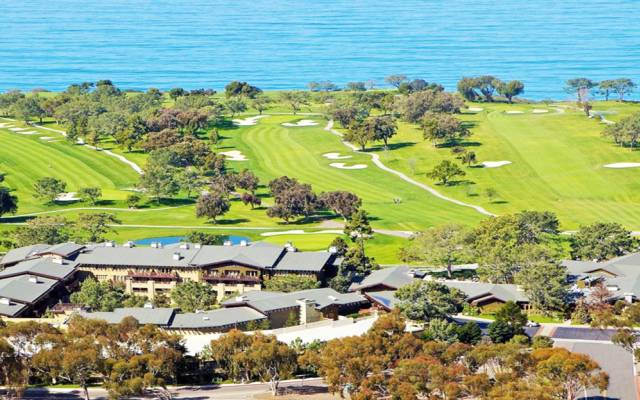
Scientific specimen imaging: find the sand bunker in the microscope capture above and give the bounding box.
[468,107,484,112]
[219,150,249,161]
[603,163,640,169]
[18,131,38,135]
[233,115,269,126]
[483,161,512,168]
[9,127,28,131]
[505,111,525,114]
[56,192,80,202]
[39,137,55,140]
[329,163,368,170]
[0,123,15,128]
[322,152,353,160]
[282,120,319,127]
[532,109,549,114]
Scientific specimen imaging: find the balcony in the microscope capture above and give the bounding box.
[203,274,262,285]
[127,271,179,282]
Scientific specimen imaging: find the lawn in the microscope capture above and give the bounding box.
[363,101,640,230]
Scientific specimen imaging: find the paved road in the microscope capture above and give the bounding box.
[13,379,328,400]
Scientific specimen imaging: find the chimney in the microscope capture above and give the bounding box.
[29,275,40,284]
[0,298,11,306]
[223,241,233,246]
[179,243,190,250]
[194,243,202,249]
[235,295,247,302]
[296,299,320,325]
[105,240,115,248]
[284,241,292,248]
[195,309,206,314]
[173,252,182,261]
[240,240,248,247]
[516,285,525,292]
[286,246,297,252]
[329,246,338,254]
[52,258,64,265]
[151,241,159,248]
[624,293,634,303]
[123,240,135,248]
[144,302,154,309]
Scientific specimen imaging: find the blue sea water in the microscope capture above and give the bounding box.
[1,0,639,99]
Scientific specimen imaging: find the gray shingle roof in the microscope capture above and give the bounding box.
[442,281,529,303]
[600,275,640,301]
[225,288,368,313]
[170,307,266,329]
[349,266,416,292]
[190,241,284,269]
[272,251,332,272]
[75,246,201,268]
[0,258,76,280]
[78,308,177,325]
[37,243,85,258]
[0,244,51,266]
[365,290,400,311]
[0,275,58,304]
[0,301,28,317]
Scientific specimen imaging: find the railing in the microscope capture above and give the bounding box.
[203,274,262,283]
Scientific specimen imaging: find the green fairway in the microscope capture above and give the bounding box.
[365,102,640,230]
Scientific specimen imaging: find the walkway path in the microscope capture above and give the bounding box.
[0,118,144,174]
[324,120,496,217]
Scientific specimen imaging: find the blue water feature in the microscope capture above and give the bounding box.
[133,235,251,246]
[1,0,639,100]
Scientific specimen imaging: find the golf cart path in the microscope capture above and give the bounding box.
[324,120,496,217]
[1,118,144,174]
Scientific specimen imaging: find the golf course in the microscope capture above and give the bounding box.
[1,90,640,264]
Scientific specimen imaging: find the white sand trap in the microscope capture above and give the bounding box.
[505,111,525,114]
[468,107,484,112]
[329,163,368,170]
[261,229,344,237]
[39,136,55,140]
[603,163,640,169]
[322,152,353,160]
[18,131,38,135]
[483,161,512,168]
[0,123,15,128]
[56,192,80,202]
[282,119,319,127]
[233,115,269,126]
[219,150,249,161]
[532,109,549,114]
[9,127,28,131]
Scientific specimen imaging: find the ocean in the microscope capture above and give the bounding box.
[1,0,639,99]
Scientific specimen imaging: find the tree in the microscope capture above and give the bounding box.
[209,127,220,149]
[399,90,465,123]
[278,91,309,114]
[367,115,397,148]
[422,319,459,345]
[564,78,597,102]
[426,160,466,185]
[33,176,67,205]
[515,259,568,314]
[11,97,44,123]
[320,191,362,221]
[75,212,122,242]
[422,113,470,147]
[495,301,527,332]
[484,187,498,203]
[346,82,366,92]
[196,192,230,224]
[400,223,467,278]
[224,81,262,99]
[225,98,247,117]
[246,333,298,396]
[241,192,262,209]
[125,192,142,208]
[344,120,376,150]
[461,151,477,167]
[264,275,321,293]
[532,335,554,349]
[384,75,409,88]
[0,338,28,399]
[497,80,525,103]
[267,177,318,223]
[169,281,217,312]
[0,186,18,218]
[179,170,201,198]
[236,169,259,194]
[457,321,482,345]
[457,77,478,101]
[474,76,504,102]
[324,100,360,128]
[487,320,516,344]
[77,187,102,205]
[597,79,616,101]
[171,140,213,170]
[613,78,636,102]
[407,157,418,175]
[209,173,236,199]
[344,209,373,243]
[394,281,465,322]
[184,230,225,245]
[570,221,635,261]
[138,164,179,204]
[169,88,186,100]
[602,111,640,150]
[250,94,273,115]
[70,278,145,311]
[13,215,70,246]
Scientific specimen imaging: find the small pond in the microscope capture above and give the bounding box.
[133,235,251,246]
